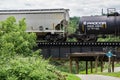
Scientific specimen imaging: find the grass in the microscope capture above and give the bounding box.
[50,61,81,80]
[97,63,120,78]
[63,73,80,80]
[98,72,120,78]
[115,62,120,67]
[50,60,120,80]
[51,61,80,73]
[80,62,120,74]
[79,67,103,74]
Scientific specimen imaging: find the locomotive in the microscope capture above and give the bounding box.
[75,8,120,42]
[0,9,69,42]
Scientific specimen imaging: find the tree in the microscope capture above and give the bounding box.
[0,16,36,57]
[67,16,79,42]
[67,16,79,34]
[0,16,66,80]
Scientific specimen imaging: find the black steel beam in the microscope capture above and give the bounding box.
[36,42,120,61]
[37,42,120,47]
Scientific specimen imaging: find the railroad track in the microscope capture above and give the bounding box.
[37,42,120,47]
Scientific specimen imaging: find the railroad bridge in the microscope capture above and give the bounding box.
[37,42,120,74]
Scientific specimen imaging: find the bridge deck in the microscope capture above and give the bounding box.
[37,42,120,46]
[36,42,120,61]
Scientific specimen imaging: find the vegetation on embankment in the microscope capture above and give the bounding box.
[65,73,80,80]
[97,63,120,78]
[52,61,89,74]
[0,16,80,80]
[97,35,120,42]
[98,72,120,78]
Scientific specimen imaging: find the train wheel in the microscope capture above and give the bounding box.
[88,38,97,42]
[60,37,67,42]
[44,34,50,42]
[77,34,97,42]
[44,34,53,42]
[45,34,60,42]
[76,35,85,42]
[86,35,97,42]
[77,39,83,42]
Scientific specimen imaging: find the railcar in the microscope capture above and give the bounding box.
[0,9,69,42]
[75,9,120,42]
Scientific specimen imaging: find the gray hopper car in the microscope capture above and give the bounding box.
[0,9,69,42]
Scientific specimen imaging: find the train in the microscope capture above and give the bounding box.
[0,9,69,42]
[74,8,120,42]
[0,8,120,42]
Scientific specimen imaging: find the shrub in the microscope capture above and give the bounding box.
[0,16,36,57]
[0,17,66,80]
[0,55,60,80]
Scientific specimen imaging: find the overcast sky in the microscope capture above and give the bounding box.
[0,0,120,17]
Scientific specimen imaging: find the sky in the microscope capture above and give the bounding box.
[0,0,120,17]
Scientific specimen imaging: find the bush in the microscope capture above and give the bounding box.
[67,17,79,34]
[67,17,79,42]
[0,17,66,80]
[0,16,36,57]
[97,35,120,42]
[0,55,60,80]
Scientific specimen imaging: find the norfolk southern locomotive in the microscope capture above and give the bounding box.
[75,8,120,42]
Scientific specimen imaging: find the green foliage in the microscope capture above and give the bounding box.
[67,38,77,42]
[0,16,66,80]
[67,16,79,42]
[53,61,88,74]
[97,35,120,42]
[98,72,120,78]
[0,55,60,80]
[63,73,80,80]
[67,16,79,34]
[0,16,36,57]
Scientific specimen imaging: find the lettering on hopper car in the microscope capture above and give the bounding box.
[83,22,107,30]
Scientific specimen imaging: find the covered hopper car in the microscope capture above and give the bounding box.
[0,9,69,42]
